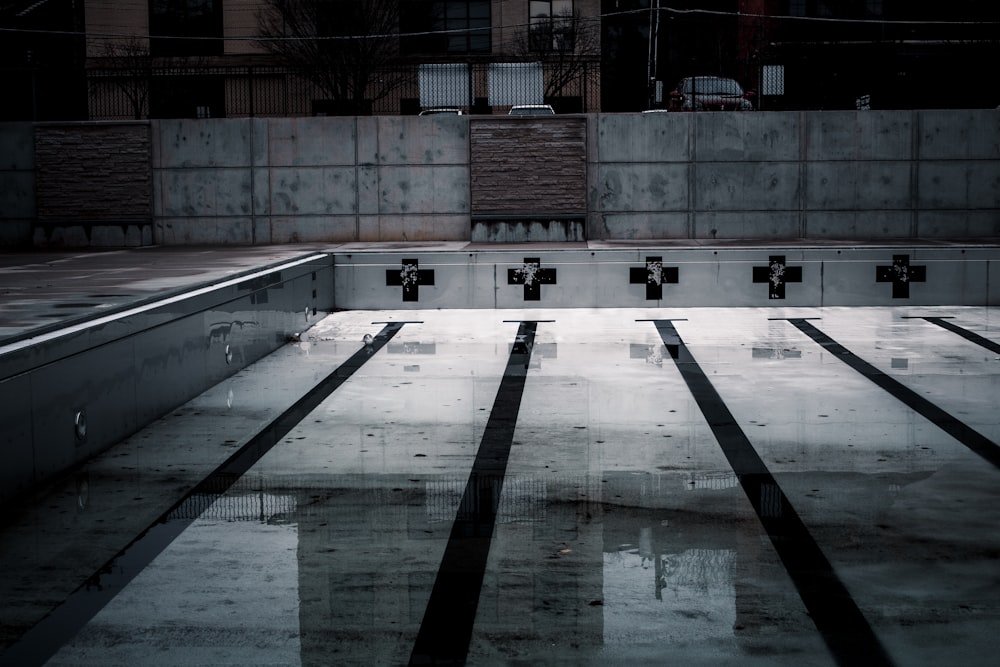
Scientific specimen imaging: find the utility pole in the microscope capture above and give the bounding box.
[646,0,661,109]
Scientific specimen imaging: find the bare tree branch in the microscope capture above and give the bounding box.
[96,37,151,120]
[508,9,600,100]
[257,0,402,114]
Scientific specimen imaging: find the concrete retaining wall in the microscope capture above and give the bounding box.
[590,110,1000,240]
[152,116,470,244]
[0,123,35,246]
[2,110,998,246]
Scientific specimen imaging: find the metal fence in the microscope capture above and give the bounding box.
[87,61,602,120]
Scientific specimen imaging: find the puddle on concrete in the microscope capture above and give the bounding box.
[5,307,1000,667]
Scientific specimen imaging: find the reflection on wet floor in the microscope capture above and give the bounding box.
[3,308,1000,666]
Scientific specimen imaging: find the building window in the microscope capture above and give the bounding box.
[149,0,223,57]
[529,0,575,52]
[401,1,491,55]
[788,0,807,16]
[786,0,842,16]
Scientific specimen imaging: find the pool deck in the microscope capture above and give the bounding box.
[0,245,332,344]
[1,241,1000,666]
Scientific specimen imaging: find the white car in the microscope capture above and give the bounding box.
[419,108,463,115]
[508,104,555,115]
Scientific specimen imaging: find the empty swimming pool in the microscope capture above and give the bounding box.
[2,305,998,666]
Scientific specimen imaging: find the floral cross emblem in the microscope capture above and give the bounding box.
[753,255,802,299]
[876,255,926,298]
[507,257,557,301]
[385,258,434,302]
[630,256,679,300]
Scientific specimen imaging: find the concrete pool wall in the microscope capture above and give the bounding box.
[2,109,997,246]
[336,245,998,309]
[0,252,334,503]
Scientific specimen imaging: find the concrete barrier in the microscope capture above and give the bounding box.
[0,123,35,246]
[152,116,470,245]
[590,110,1000,240]
[3,110,998,246]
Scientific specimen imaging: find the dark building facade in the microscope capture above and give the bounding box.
[762,0,1000,109]
[0,0,88,121]
[602,0,1000,111]
[2,0,601,120]
[2,0,997,119]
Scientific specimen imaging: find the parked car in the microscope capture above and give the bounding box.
[419,108,463,115]
[668,76,755,111]
[508,104,555,115]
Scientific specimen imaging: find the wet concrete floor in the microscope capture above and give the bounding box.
[2,306,999,666]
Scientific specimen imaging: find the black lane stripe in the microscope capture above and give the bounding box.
[409,321,538,667]
[786,318,1000,470]
[648,320,895,667]
[0,322,409,667]
[906,316,1000,355]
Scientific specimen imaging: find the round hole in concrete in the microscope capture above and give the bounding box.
[74,410,87,442]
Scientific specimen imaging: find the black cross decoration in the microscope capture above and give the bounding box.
[507,257,557,301]
[386,258,435,302]
[876,254,926,298]
[753,255,802,300]
[630,256,679,300]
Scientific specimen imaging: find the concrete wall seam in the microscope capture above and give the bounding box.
[2,110,998,247]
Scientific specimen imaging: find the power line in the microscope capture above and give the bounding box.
[0,6,996,43]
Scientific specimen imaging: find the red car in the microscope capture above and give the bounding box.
[668,76,756,111]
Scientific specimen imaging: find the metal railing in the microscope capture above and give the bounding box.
[87,61,602,120]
